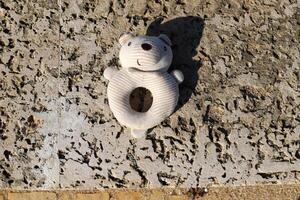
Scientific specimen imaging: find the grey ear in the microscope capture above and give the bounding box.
[158,34,172,46]
[119,32,134,46]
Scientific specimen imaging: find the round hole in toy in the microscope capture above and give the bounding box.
[129,87,153,113]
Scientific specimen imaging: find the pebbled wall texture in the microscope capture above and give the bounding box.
[0,0,299,189]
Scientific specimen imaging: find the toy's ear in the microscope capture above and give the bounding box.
[119,32,134,46]
[158,34,172,46]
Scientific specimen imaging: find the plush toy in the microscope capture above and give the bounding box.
[104,33,184,138]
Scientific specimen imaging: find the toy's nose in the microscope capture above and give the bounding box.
[141,43,152,51]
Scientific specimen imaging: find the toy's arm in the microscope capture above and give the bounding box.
[104,67,118,81]
[171,70,184,84]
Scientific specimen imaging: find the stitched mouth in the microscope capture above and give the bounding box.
[137,59,141,66]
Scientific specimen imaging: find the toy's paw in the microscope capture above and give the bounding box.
[104,68,118,80]
[171,70,184,84]
[131,129,147,138]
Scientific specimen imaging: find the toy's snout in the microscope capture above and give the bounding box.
[135,40,166,67]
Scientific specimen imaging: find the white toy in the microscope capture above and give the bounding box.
[104,33,184,138]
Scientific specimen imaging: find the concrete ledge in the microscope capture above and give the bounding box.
[0,184,299,200]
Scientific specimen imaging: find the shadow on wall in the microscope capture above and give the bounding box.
[146,16,205,111]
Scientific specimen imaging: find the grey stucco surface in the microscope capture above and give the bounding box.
[0,0,299,189]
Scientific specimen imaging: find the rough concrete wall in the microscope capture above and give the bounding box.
[0,0,299,189]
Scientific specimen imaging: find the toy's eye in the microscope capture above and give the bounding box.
[128,42,131,46]
[164,46,167,51]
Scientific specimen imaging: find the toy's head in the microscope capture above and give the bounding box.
[119,33,173,72]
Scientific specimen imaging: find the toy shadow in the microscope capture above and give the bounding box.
[146,16,205,111]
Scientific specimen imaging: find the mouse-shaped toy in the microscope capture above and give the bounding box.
[104,33,184,138]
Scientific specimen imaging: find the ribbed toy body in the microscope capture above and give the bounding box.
[107,69,179,130]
